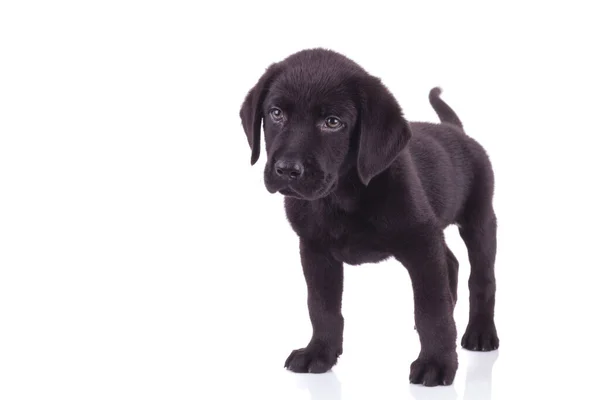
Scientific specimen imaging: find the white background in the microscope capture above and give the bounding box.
[1,1,599,399]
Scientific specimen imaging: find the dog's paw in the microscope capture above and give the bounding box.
[284,342,342,373]
[409,353,458,386]
[461,318,499,351]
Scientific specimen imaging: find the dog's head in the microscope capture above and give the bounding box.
[240,48,411,200]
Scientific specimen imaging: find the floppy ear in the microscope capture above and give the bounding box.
[239,63,282,165]
[357,76,412,185]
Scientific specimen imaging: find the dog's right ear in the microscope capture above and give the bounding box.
[239,63,282,165]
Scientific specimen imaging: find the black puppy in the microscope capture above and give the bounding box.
[239,48,498,387]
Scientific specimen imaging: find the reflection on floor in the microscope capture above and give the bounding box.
[293,350,499,400]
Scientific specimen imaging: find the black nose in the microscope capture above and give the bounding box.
[274,159,304,180]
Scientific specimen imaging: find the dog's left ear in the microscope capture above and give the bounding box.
[239,63,282,165]
[357,76,412,185]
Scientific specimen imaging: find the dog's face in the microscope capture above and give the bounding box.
[259,63,359,200]
[240,49,412,200]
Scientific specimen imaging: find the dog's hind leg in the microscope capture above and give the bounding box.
[412,244,458,331]
[459,210,499,351]
[445,244,459,308]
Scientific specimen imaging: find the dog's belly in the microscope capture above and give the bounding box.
[330,245,391,266]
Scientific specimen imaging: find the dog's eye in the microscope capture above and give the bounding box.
[325,116,342,129]
[270,108,284,121]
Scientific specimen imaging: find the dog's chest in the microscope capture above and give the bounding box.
[287,200,392,265]
[326,215,391,265]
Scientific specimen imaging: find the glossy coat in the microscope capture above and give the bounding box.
[239,49,498,386]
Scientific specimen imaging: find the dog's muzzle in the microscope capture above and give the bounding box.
[264,157,335,200]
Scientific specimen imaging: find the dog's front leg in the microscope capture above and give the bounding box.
[284,239,344,373]
[396,232,458,386]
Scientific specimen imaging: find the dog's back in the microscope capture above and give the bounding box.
[402,89,494,227]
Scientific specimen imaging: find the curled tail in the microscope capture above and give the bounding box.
[429,87,463,129]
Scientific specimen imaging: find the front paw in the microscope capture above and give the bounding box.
[409,353,458,386]
[284,341,342,373]
[461,318,499,351]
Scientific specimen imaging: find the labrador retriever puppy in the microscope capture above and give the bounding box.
[239,48,498,386]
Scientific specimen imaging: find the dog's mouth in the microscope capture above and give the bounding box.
[266,177,337,200]
[278,187,300,197]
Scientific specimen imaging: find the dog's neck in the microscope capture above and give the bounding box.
[321,168,388,214]
[328,172,364,213]
[318,151,410,214]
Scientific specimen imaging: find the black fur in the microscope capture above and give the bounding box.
[239,48,498,387]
